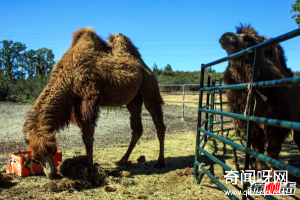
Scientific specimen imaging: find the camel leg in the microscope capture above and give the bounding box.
[71,98,99,163]
[266,126,287,160]
[293,130,300,153]
[266,126,289,178]
[115,93,143,166]
[80,126,95,163]
[144,103,166,167]
[251,126,268,171]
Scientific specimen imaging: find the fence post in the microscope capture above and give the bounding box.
[242,48,259,199]
[219,78,224,133]
[181,84,185,121]
[194,63,206,183]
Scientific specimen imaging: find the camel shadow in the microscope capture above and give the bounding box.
[107,154,231,177]
[107,146,300,187]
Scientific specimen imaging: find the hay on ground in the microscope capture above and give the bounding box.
[176,167,194,176]
[0,170,15,187]
[56,156,107,191]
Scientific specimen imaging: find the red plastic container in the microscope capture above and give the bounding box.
[7,150,62,177]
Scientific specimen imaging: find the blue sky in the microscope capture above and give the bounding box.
[0,0,299,73]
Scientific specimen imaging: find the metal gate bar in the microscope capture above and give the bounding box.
[194,27,300,200]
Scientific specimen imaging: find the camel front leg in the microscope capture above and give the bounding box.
[251,126,268,171]
[72,96,99,164]
[80,126,95,163]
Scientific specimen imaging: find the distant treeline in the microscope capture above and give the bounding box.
[0,41,299,103]
[155,63,223,91]
[155,63,224,84]
[155,63,300,91]
[156,63,300,82]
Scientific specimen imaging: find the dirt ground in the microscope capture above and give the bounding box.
[0,101,300,199]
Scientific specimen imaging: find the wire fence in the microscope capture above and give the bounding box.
[159,82,228,121]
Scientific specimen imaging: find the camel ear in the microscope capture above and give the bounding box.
[241,35,258,45]
[108,34,116,43]
[236,34,245,42]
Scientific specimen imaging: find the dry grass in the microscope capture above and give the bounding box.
[1,130,300,199]
[161,92,228,109]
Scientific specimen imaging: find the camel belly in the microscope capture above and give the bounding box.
[100,86,140,106]
[97,71,143,106]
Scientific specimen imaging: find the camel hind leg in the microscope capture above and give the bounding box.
[144,103,166,167]
[265,126,290,179]
[143,99,166,167]
[116,93,144,165]
[140,77,166,167]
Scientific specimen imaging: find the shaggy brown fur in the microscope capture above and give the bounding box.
[219,24,300,171]
[24,27,166,178]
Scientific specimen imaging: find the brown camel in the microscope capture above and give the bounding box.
[23,27,166,179]
[219,24,300,172]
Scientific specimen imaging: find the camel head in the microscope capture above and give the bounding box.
[25,130,57,179]
[219,24,263,55]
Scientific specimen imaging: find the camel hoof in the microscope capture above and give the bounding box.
[115,160,131,166]
[255,161,268,172]
[46,172,60,180]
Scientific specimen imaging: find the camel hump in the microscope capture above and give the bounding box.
[72,27,95,46]
[71,27,108,52]
[108,33,141,59]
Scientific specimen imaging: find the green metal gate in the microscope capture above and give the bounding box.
[194,27,300,200]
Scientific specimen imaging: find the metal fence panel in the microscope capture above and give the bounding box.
[194,27,300,200]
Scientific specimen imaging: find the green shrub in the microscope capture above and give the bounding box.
[0,80,10,101]
[10,75,50,101]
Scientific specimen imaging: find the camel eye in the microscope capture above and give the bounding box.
[243,35,256,46]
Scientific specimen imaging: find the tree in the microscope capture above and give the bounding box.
[161,64,174,76]
[153,63,163,75]
[291,0,300,27]
[20,49,37,78]
[35,48,55,79]
[0,40,26,81]
[0,57,3,77]
[207,66,216,73]
[164,63,172,71]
